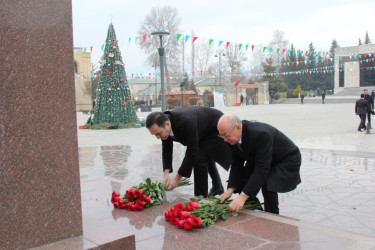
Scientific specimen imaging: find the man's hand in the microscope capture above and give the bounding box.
[163,170,171,188]
[220,188,235,203]
[168,174,182,191]
[229,193,248,212]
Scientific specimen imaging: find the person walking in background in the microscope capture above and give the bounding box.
[363,89,374,129]
[355,94,368,132]
[145,107,232,197]
[246,95,250,105]
[92,98,96,111]
[240,94,244,106]
[321,90,326,104]
[217,114,301,214]
[270,93,274,104]
[300,93,304,104]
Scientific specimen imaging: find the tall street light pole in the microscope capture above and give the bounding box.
[215,49,225,86]
[151,30,170,112]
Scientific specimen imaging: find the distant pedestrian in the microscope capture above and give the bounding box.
[321,91,326,104]
[246,95,250,105]
[270,93,274,104]
[240,94,244,106]
[363,89,374,129]
[355,94,368,132]
[252,95,256,105]
[300,93,304,104]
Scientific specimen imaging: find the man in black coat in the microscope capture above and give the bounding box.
[146,107,232,197]
[218,114,301,214]
[356,94,369,132]
[363,89,374,128]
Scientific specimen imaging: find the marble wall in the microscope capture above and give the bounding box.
[0,1,82,249]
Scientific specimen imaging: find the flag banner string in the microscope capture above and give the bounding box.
[74,64,375,80]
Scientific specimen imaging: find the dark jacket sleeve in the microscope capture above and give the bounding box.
[162,138,173,173]
[227,148,244,191]
[355,101,358,114]
[242,132,273,197]
[176,121,200,178]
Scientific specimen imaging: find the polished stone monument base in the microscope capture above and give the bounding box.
[35,145,373,249]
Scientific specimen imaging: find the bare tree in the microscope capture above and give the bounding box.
[268,30,289,71]
[187,40,214,72]
[138,6,182,91]
[250,44,267,76]
[224,43,247,74]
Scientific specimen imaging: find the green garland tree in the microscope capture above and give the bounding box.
[93,23,137,124]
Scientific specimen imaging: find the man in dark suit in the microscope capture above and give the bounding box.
[321,90,326,104]
[145,107,232,197]
[356,94,369,132]
[363,89,374,128]
[218,114,301,214]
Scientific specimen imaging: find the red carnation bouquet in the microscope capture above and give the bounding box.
[111,177,191,211]
[165,196,261,230]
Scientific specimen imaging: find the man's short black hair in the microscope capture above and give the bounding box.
[361,94,365,98]
[146,112,169,128]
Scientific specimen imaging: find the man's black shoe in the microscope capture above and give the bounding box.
[208,186,224,196]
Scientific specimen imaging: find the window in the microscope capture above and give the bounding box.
[360,54,375,87]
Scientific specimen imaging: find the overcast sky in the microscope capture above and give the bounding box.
[72,0,375,74]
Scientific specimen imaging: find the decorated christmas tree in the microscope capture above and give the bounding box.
[93,23,137,124]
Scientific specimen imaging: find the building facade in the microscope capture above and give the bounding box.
[334,44,375,94]
[74,48,92,111]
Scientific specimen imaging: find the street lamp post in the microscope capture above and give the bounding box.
[152,60,158,105]
[151,30,170,112]
[215,49,225,86]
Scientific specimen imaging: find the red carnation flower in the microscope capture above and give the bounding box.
[180,211,189,219]
[183,218,194,230]
[190,215,202,228]
[127,202,135,211]
[126,188,134,196]
[135,205,144,211]
[134,189,143,197]
[189,201,200,210]
[111,196,120,204]
[143,196,151,204]
[170,217,180,225]
[184,205,193,211]
[174,203,185,211]
[177,220,185,229]
[165,212,170,220]
[172,211,180,218]
[135,199,145,208]
[119,199,127,209]
[112,191,120,198]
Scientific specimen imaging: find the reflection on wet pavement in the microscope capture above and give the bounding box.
[79,145,375,249]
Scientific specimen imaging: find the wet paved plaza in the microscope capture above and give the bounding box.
[77,103,375,249]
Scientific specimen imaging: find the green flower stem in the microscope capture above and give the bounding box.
[188,200,263,227]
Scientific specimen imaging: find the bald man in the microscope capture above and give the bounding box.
[218,114,301,214]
